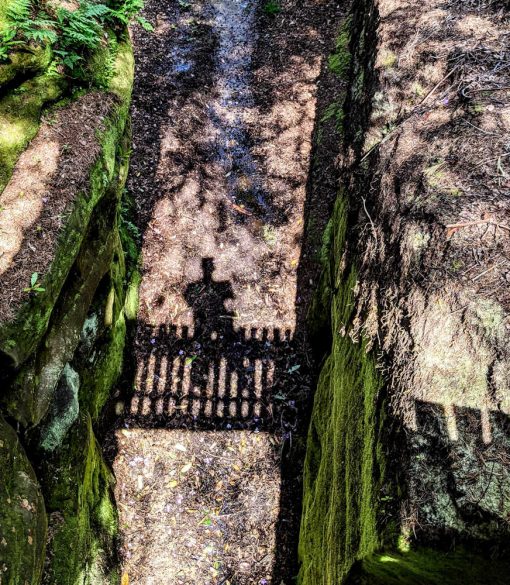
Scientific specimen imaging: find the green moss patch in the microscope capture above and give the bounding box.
[346,546,510,585]
[0,414,47,584]
[0,43,53,87]
[41,415,118,584]
[0,70,66,192]
[299,191,386,584]
[76,239,128,421]
[328,17,351,77]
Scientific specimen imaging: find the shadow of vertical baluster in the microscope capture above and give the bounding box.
[173,325,189,417]
[246,327,258,420]
[259,328,270,421]
[149,323,166,417]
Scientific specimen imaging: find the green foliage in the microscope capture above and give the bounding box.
[0,0,55,59]
[109,0,153,30]
[23,271,45,293]
[0,0,151,77]
[263,0,280,16]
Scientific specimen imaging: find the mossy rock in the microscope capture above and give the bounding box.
[38,363,81,453]
[298,266,385,584]
[4,183,119,427]
[0,38,134,372]
[0,414,47,585]
[0,44,53,88]
[0,70,67,193]
[299,179,387,584]
[40,415,118,584]
[74,238,127,421]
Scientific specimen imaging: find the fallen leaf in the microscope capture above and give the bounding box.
[121,574,129,585]
[231,203,251,215]
[181,462,192,474]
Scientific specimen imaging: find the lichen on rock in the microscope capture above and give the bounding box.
[39,364,80,453]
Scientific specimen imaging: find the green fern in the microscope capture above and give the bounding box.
[5,0,31,25]
[1,0,152,70]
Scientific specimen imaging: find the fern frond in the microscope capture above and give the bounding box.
[6,0,31,23]
[82,3,110,18]
[24,27,57,43]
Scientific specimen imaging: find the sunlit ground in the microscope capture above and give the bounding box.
[114,429,280,585]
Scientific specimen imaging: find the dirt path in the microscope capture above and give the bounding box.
[109,1,346,583]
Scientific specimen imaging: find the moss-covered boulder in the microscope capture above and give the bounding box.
[40,415,118,585]
[74,247,128,422]
[0,44,53,88]
[300,0,510,582]
[0,24,135,585]
[4,190,119,427]
[0,71,67,193]
[0,39,134,427]
[0,415,47,584]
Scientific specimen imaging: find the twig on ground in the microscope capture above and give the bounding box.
[463,119,501,136]
[446,217,510,238]
[466,86,510,94]
[361,197,377,241]
[474,151,510,168]
[419,65,460,105]
[472,263,501,282]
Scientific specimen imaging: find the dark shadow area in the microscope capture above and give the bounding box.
[343,399,510,584]
[408,399,510,545]
[127,257,300,433]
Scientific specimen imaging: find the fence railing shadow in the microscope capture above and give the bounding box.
[405,399,510,541]
[129,321,299,431]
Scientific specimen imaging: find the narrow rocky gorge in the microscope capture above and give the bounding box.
[109,0,345,582]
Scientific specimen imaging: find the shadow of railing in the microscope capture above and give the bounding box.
[128,321,299,431]
[122,256,304,433]
[406,399,510,542]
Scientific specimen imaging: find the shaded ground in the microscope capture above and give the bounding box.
[107,0,347,582]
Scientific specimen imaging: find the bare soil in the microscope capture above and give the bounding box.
[108,0,348,583]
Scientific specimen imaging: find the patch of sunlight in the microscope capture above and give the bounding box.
[114,429,280,584]
[0,118,33,149]
[379,555,399,563]
[0,138,60,276]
